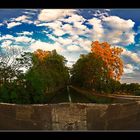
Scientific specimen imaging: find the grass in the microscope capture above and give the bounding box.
[48,88,69,103]
[46,87,113,104]
[69,88,96,103]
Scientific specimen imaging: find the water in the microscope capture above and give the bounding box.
[67,86,72,103]
[47,86,114,104]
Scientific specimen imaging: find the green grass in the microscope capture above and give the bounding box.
[70,88,113,104]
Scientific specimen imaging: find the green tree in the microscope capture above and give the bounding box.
[0,48,32,104]
[25,49,69,103]
[70,53,110,92]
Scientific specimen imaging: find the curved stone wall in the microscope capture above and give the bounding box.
[0,100,140,130]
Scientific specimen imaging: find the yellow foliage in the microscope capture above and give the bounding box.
[34,49,50,61]
[91,41,123,80]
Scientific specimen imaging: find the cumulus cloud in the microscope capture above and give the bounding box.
[0,34,35,48]
[1,40,13,47]
[16,31,33,36]
[62,14,86,23]
[102,16,134,30]
[67,45,81,51]
[74,22,87,30]
[29,40,63,53]
[23,9,39,16]
[122,48,140,63]
[0,23,3,26]
[53,29,65,36]
[38,9,76,22]
[15,36,34,43]
[48,34,91,52]
[36,9,90,37]
[13,15,33,24]
[88,18,104,41]
[124,64,134,74]
[15,15,28,21]
[56,37,72,46]
[37,10,135,49]
[0,34,14,40]
[102,16,135,45]
[87,16,136,46]
[7,22,22,29]
[121,71,140,83]
[93,9,110,19]
[23,11,36,15]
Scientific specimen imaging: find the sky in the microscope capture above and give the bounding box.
[0,9,140,83]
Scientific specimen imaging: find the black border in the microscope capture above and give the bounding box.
[0,0,140,138]
[0,0,139,8]
[0,131,140,139]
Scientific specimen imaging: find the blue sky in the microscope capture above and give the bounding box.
[0,9,140,83]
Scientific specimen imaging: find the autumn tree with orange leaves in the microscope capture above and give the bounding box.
[34,49,51,62]
[91,41,123,81]
[71,41,123,93]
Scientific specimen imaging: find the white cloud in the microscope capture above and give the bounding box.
[124,64,134,74]
[16,31,33,36]
[102,16,135,45]
[62,14,86,23]
[15,15,28,21]
[0,34,14,40]
[74,22,87,30]
[29,40,63,53]
[62,24,73,31]
[122,48,140,63]
[125,64,133,69]
[93,9,109,19]
[10,45,24,50]
[37,9,89,37]
[47,32,92,52]
[23,11,35,15]
[14,15,33,24]
[56,37,72,46]
[0,23,3,26]
[80,40,91,51]
[71,35,79,41]
[23,10,38,15]
[87,16,135,46]
[102,16,134,30]
[15,36,34,43]
[61,22,89,36]
[37,12,136,47]
[22,10,137,66]
[88,18,104,41]
[1,40,13,47]
[0,34,34,45]
[53,29,65,36]
[47,34,57,40]
[38,9,76,22]
[67,45,81,51]
[7,22,22,29]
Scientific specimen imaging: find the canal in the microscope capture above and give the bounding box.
[47,86,113,104]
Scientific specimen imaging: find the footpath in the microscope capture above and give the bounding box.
[70,85,140,101]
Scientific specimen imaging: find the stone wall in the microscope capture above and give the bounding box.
[0,101,140,130]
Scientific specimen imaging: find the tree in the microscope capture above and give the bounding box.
[70,53,110,92]
[91,41,123,81]
[0,47,33,104]
[25,49,70,103]
[0,46,32,85]
[0,48,70,104]
[120,83,140,95]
